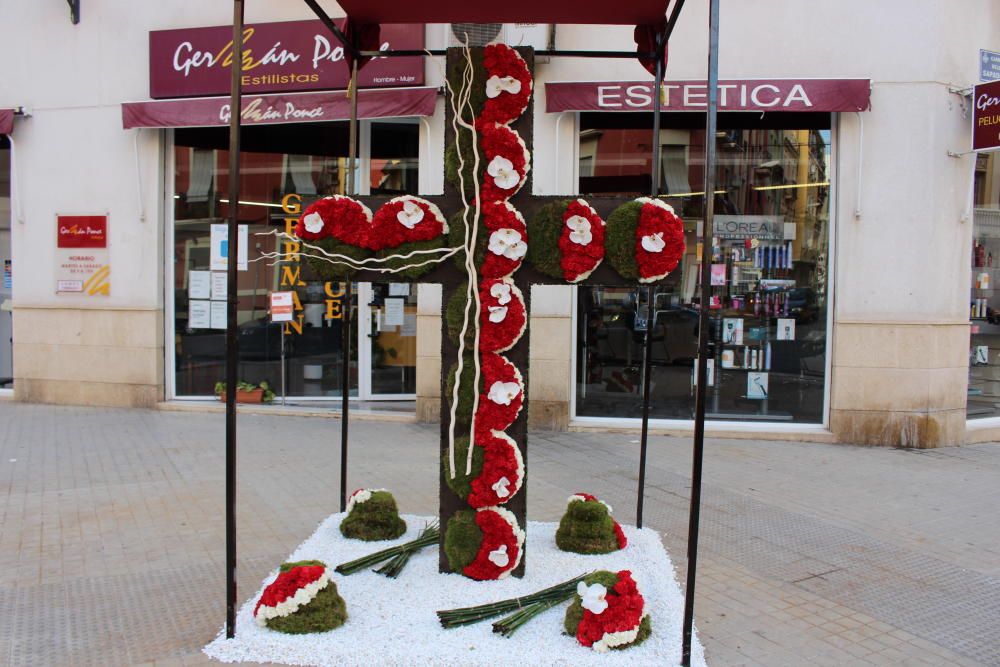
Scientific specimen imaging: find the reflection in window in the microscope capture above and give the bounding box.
[171,120,420,398]
[968,151,1000,418]
[576,113,830,423]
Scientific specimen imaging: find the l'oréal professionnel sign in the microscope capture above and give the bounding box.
[149,19,425,99]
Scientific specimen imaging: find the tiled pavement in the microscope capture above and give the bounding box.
[1,402,998,666]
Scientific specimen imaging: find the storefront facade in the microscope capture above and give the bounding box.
[0,1,996,447]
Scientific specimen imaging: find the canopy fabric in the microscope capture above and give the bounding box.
[333,0,672,26]
[0,109,13,135]
[121,86,437,129]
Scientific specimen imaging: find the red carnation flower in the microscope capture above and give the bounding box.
[634,198,685,283]
[481,201,528,279]
[295,195,373,248]
[369,196,448,250]
[474,353,524,437]
[559,199,606,282]
[478,278,526,353]
[479,123,530,203]
[480,44,533,126]
[466,430,524,508]
[461,507,524,580]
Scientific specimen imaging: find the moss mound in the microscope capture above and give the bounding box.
[442,437,485,500]
[375,238,446,280]
[564,570,651,649]
[303,237,371,281]
[444,509,483,573]
[527,199,572,280]
[339,490,407,541]
[265,577,347,635]
[605,200,643,280]
[555,499,622,555]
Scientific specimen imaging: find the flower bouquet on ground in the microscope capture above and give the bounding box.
[555,493,628,554]
[565,570,651,652]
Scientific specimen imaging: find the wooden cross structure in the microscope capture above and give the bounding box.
[222,1,720,665]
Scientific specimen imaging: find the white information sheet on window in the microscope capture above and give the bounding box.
[210,300,228,329]
[389,283,410,296]
[384,297,405,326]
[210,271,228,300]
[401,313,417,337]
[188,300,211,329]
[188,270,211,299]
[210,223,248,271]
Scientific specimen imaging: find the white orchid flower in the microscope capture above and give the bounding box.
[566,215,593,245]
[303,212,324,234]
[492,476,511,498]
[488,380,521,406]
[488,228,527,260]
[488,305,508,323]
[641,232,666,253]
[487,544,510,567]
[487,155,520,190]
[490,282,512,305]
[395,199,425,229]
[577,581,609,615]
[485,75,523,99]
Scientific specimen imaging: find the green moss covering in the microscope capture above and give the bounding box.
[375,238,445,280]
[280,560,325,572]
[339,490,407,541]
[527,199,572,280]
[605,200,643,280]
[564,570,651,649]
[444,509,483,573]
[447,210,487,272]
[444,353,478,426]
[555,499,622,555]
[445,284,474,346]
[304,237,371,281]
[444,48,488,198]
[442,436,485,500]
[265,580,347,635]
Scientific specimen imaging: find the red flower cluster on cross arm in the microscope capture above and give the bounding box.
[634,199,686,283]
[481,201,528,279]
[478,278,526,353]
[479,123,530,203]
[475,353,524,436]
[575,570,647,649]
[369,196,448,248]
[253,564,326,617]
[480,44,533,126]
[462,508,523,580]
[466,430,524,508]
[559,199,606,283]
[295,195,373,247]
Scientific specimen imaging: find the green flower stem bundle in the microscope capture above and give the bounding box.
[335,524,440,576]
[492,597,565,637]
[374,523,439,578]
[437,572,591,629]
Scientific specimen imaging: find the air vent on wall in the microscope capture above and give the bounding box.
[449,23,552,49]
[450,23,503,46]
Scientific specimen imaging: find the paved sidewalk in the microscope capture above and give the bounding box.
[1,402,998,666]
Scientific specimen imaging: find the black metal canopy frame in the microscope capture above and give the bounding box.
[222,1,717,664]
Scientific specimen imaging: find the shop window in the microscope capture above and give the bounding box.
[171,120,420,399]
[575,112,831,424]
[968,152,1000,419]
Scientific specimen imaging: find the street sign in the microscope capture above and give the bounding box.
[981,49,1000,82]
[269,291,295,323]
[973,79,1000,151]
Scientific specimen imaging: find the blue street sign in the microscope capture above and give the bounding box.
[982,49,1000,82]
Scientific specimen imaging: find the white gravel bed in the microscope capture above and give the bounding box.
[204,513,708,667]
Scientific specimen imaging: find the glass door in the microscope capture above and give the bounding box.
[358,282,417,400]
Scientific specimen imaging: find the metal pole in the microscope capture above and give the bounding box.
[683,0,720,663]
[636,32,665,530]
[280,324,286,406]
[224,0,244,641]
[339,59,359,513]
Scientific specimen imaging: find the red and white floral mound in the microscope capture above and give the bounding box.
[480,44,532,126]
[296,195,373,246]
[297,195,447,252]
[474,353,524,437]
[571,570,649,652]
[481,200,528,279]
[253,562,331,626]
[479,123,530,203]
[465,430,525,508]
[568,493,628,550]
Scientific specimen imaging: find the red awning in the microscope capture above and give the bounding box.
[334,0,671,25]
[122,86,437,129]
[0,109,13,135]
[546,79,872,113]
